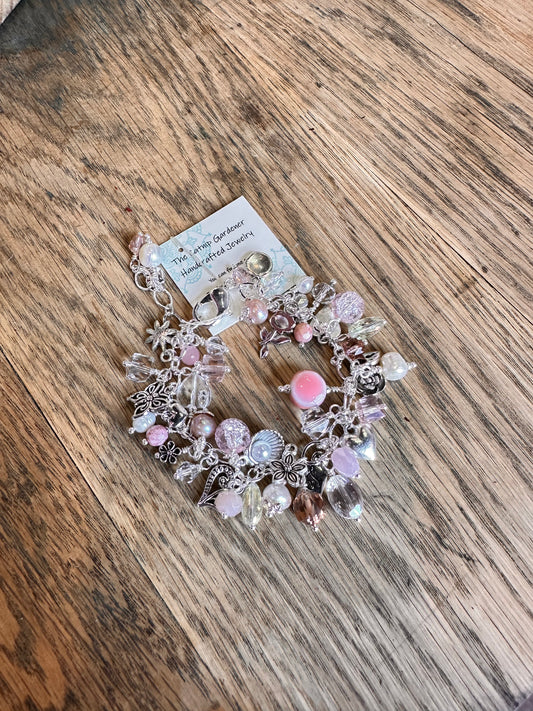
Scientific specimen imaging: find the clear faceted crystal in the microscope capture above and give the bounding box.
[325,476,363,519]
[241,483,263,530]
[174,461,201,482]
[348,317,387,342]
[123,353,155,382]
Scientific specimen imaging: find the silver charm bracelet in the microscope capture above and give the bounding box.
[124,231,416,531]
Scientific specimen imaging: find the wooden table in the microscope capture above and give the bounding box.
[0,0,531,709]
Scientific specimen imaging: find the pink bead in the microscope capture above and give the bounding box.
[331,291,364,324]
[290,370,327,409]
[215,490,243,518]
[146,425,168,447]
[181,345,200,366]
[215,418,251,453]
[330,447,360,478]
[294,322,313,343]
[128,232,146,254]
[244,298,269,325]
[190,413,216,438]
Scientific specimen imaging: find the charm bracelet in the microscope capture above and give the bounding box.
[124,231,416,531]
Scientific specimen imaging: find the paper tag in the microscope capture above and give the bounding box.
[159,197,305,333]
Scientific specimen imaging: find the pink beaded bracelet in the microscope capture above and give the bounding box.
[124,232,416,531]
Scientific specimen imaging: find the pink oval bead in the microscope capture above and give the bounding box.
[244,298,269,324]
[290,370,327,409]
[330,447,360,478]
[181,345,200,366]
[146,425,168,447]
[294,322,313,343]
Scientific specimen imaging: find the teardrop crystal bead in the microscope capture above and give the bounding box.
[348,317,387,342]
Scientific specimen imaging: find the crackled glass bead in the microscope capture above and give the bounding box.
[215,419,251,453]
[146,425,168,447]
[331,291,364,324]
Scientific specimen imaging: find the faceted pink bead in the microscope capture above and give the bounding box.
[331,291,364,324]
[356,394,387,423]
[146,425,168,447]
[215,490,243,517]
[294,322,313,343]
[244,298,269,324]
[215,419,251,453]
[201,354,227,383]
[128,232,146,254]
[181,345,200,366]
[293,489,325,530]
[290,370,327,409]
[330,447,360,478]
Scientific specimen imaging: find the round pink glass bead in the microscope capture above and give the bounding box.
[181,345,200,366]
[330,447,360,478]
[244,298,269,324]
[294,322,313,343]
[290,370,327,409]
[146,425,168,447]
[190,413,216,438]
[215,418,251,453]
[215,490,243,518]
[331,291,364,324]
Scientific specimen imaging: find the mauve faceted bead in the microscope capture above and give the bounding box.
[356,395,387,423]
[215,490,243,518]
[190,413,216,438]
[146,425,168,447]
[330,447,360,478]
[180,345,200,366]
[331,291,364,324]
[290,370,327,409]
[215,419,251,453]
[293,488,325,530]
[294,322,313,343]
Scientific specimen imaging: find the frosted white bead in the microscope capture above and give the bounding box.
[262,483,292,512]
[298,276,314,294]
[132,411,156,432]
[139,243,162,267]
[215,490,243,518]
[381,352,409,380]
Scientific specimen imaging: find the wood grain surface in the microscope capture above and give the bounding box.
[0,0,531,709]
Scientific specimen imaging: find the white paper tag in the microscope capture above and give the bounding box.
[159,196,305,333]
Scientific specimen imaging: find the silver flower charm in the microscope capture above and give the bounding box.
[145,319,176,351]
[269,444,308,488]
[128,381,169,418]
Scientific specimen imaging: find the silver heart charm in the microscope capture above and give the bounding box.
[345,425,376,460]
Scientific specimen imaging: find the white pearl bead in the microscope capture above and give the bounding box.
[381,352,409,380]
[139,243,162,267]
[132,411,156,432]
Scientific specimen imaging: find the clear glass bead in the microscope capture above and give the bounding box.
[241,483,263,530]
